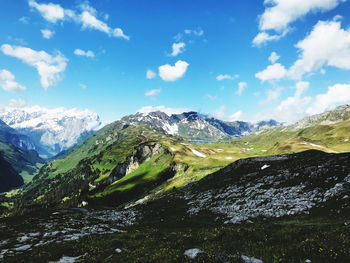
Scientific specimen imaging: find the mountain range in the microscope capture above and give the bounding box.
[122,110,282,140]
[0,106,103,158]
[1,104,350,262]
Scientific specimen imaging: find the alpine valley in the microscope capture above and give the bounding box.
[0,104,350,262]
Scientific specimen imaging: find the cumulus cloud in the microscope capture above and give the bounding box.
[216,74,239,81]
[269,52,280,63]
[137,106,189,116]
[236,82,247,95]
[28,0,129,40]
[145,88,161,97]
[1,44,67,90]
[29,0,65,23]
[146,69,156,79]
[272,81,312,123]
[170,42,185,57]
[0,69,26,92]
[41,29,54,39]
[74,48,95,58]
[229,110,242,121]
[306,83,350,115]
[256,19,350,82]
[158,60,189,82]
[255,63,287,82]
[289,20,350,79]
[254,0,345,45]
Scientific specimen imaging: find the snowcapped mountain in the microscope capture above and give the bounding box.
[121,110,281,141]
[0,119,36,151]
[0,106,102,158]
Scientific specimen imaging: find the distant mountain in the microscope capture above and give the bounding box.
[292,104,350,129]
[0,119,36,151]
[121,111,282,141]
[0,106,103,158]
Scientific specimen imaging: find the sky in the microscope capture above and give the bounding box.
[1,0,350,124]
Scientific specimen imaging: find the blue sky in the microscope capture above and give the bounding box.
[1,0,350,123]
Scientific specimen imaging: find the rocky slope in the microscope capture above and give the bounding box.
[1,150,350,262]
[121,111,281,141]
[292,104,350,129]
[0,106,102,158]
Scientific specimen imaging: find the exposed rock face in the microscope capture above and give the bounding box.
[109,143,164,182]
[184,150,350,224]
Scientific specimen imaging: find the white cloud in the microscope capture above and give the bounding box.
[80,10,109,33]
[0,69,26,92]
[254,0,345,45]
[184,28,204,36]
[252,32,285,46]
[306,83,350,115]
[255,82,350,124]
[206,94,217,100]
[216,74,239,81]
[170,42,185,57]
[145,88,161,97]
[1,44,67,90]
[41,29,54,39]
[272,81,312,123]
[74,48,95,58]
[212,105,225,119]
[80,83,87,89]
[158,60,189,82]
[260,88,282,105]
[289,20,350,79]
[9,98,28,108]
[19,16,29,24]
[29,0,65,23]
[236,82,247,95]
[28,0,129,40]
[255,63,287,82]
[112,28,129,40]
[146,69,156,79]
[229,110,242,121]
[269,52,280,63]
[137,106,189,116]
[257,19,350,81]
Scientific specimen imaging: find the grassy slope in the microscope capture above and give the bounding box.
[0,142,43,183]
[6,119,350,215]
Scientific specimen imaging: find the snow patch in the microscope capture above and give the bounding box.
[261,164,270,170]
[191,149,206,158]
[184,248,203,259]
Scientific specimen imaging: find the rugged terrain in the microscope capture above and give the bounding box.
[0,150,349,262]
[122,110,281,141]
[0,106,102,158]
[1,105,350,262]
